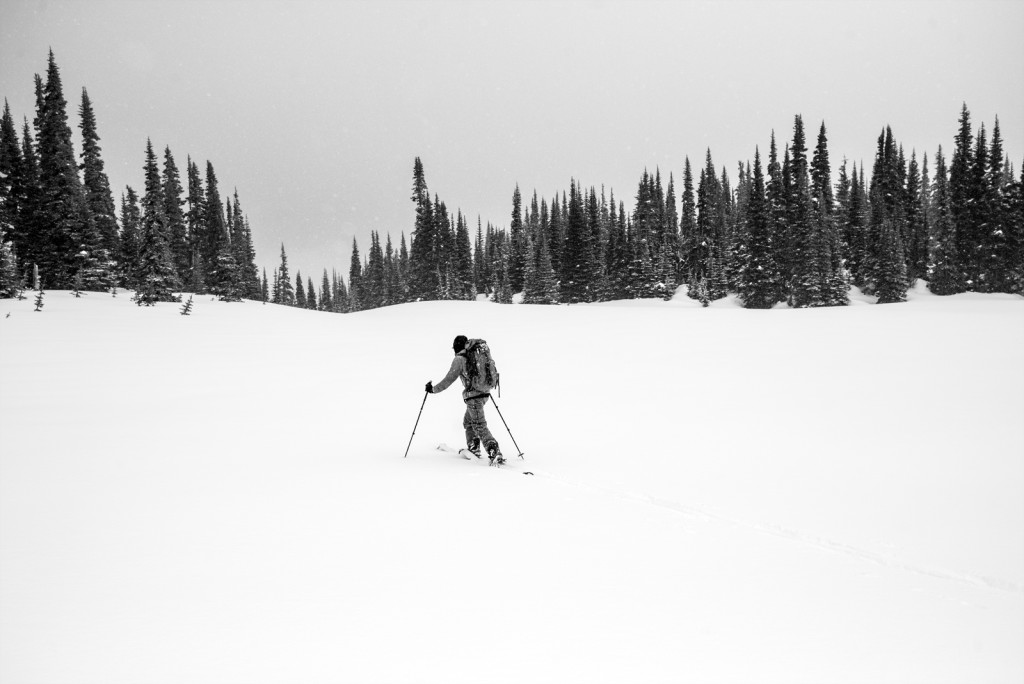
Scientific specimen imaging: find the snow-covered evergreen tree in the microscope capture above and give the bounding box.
[135,139,180,304]
[317,269,330,311]
[928,146,962,295]
[737,147,784,308]
[276,243,294,306]
[161,147,189,283]
[36,51,110,289]
[185,158,206,292]
[77,88,119,273]
[560,180,591,304]
[348,237,362,311]
[295,271,307,308]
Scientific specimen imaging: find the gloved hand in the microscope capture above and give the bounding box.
[425,381,433,394]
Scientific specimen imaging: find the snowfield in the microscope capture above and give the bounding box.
[1,286,1022,684]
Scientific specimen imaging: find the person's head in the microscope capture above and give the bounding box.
[452,335,468,353]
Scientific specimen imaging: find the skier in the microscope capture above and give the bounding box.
[425,335,504,465]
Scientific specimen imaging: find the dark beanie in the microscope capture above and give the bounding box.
[453,335,468,353]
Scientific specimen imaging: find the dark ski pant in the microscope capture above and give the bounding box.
[464,396,499,452]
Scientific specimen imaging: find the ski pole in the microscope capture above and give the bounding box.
[403,391,429,458]
[490,396,524,459]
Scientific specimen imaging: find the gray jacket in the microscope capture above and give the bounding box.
[432,352,487,401]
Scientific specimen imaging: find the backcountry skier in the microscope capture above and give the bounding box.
[425,335,504,465]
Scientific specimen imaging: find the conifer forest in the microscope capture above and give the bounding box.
[1,51,1022,311]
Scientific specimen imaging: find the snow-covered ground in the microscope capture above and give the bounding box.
[1,285,1022,684]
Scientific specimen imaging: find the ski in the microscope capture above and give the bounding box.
[437,444,533,475]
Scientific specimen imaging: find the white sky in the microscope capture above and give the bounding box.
[2,0,1022,283]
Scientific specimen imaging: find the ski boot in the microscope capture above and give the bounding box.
[487,443,505,466]
[466,437,482,459]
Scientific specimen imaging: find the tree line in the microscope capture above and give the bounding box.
[3,52,1021,312]
[285,106,1021,313]
[0,51,260,304]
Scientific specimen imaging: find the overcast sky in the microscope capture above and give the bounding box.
[3,0,1022,283]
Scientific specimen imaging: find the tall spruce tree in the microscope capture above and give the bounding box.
[586,186,609,300]
[77,89,119,269]
[765,132,788,299]
[509,185,526,293]
[663,174,680,293]
[631,171,661,298]
[606,195,630,299]
[686,150,726,301]
[677,157,696,282]
[846,163,869,286]
[295,271,307,308]
[135,139,179,303]
[384,234,402,305]
[335,269,350,313]
[454,210,475,299]
[119,187,141,287]
[35,50,109,289]
[205,172,241,300]
[810,121,833,210]
[783,115,814,303]
[307,275,317,310]
[905,151,928,281]
[560,180,590,303]
[185,157,206,291]
[979,117,1011,292]
[718,166,741,289]
[473,218,486,295]
[791,120,848,307]
[967,124,990,289]
[928,146,961,294]
[409,157,437,300]
[348,237,363,311]
[864,127,910,301]
[364,231,385,308]
[523,211,558,304]
[275,244,294,305]
[547,193,565,278]
[161,147,189,282]
[320,269,333,311]
[737,147,784,308]
[231,192,260,299]
[203,161,227,277]
[433,199,455,300]
[949,104,976,290]
[397,232,411,303]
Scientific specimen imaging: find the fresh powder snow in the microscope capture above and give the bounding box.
[1,286,1022,683]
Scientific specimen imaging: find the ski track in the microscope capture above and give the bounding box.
[436,442,1021,596]
[519,466,1024,598]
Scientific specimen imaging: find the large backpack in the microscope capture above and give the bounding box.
[464,339,500,394]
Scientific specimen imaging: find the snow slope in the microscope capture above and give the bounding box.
[1,287,1022,684]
